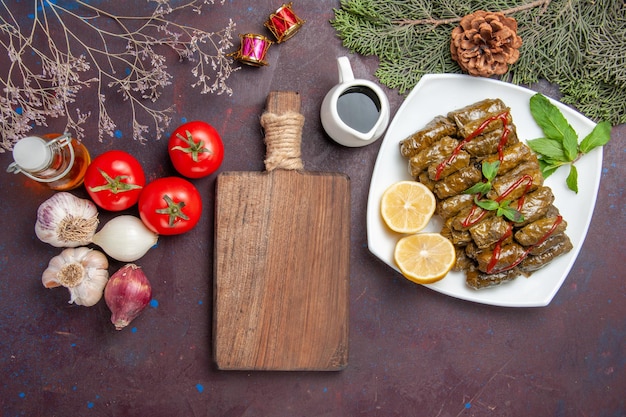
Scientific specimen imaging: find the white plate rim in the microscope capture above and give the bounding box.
[366,74,602,307]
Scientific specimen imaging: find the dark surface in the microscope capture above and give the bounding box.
[1,2,624,416]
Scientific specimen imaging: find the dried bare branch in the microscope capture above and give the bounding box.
[0,0,237,151]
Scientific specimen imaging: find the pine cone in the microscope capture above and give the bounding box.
[450,10,523,77]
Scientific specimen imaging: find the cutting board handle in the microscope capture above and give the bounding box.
[261,91,305,172]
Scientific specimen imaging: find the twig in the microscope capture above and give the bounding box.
[392,0,551,27]
[0,0,236,150]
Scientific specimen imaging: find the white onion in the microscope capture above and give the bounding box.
[92,215,158,262]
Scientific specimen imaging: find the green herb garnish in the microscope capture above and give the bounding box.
[464,161,499,195]
[474,197,524,223]
[528,93,612,193]
[331,1,626,126]
[464,160,524,223]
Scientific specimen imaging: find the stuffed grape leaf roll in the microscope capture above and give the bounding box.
[433,164,482,199]
[427,150,471,180]
[447,98,512,138]
[463,125,519,157]
[437,193,475,221]
[482,142,533,175]
[513,186,555,227]
[466,267,522,289]
[514,216,568,247]
[519,236,573,273]
[487,159,543,202]
[528,233,570,256]
[408,136,459,177]
[475,242,527,273]
[469,216,512,249]
[400,115,457,158]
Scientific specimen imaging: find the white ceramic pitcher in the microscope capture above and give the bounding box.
[321,56,390,147]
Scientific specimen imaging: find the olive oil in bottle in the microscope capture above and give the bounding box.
[7,133,91,191]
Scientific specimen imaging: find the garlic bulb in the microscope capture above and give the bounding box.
[92,215,158,262]
[105,264,152,330]
[42,247,109,306]
[35,192,99,247]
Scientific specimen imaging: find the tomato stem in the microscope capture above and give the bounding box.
[88,168,143,194]
[170,130,212,162]
[155,194,190,227]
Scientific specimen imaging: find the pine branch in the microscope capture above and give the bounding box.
[391,0,551,27]
[331,0,626,125]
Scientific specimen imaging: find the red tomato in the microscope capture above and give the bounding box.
[138,177,202,235]
[84,150,146,211]
[168,121,224,178]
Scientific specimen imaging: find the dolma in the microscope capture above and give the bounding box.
[437,193,474,220]
[408,136,458,177]
[452,248,474,272]
[482,142,533,175]
[462,125,519,157]
[399,115,457,158]
[528,233,570,256]
[519,236,573,273]
[464,241,482,260]
[397,98,574,291]
[417,171,436,191]
[447,98,512,138]
[449,203,494,231]
[474,242,526,273]
[513,186,555,227]
[466,267,522,289]
[433,164,482,199]
[469,216,511,249]
[427,150,471,180]
[487,159,543,202]
[544,205,561,219]
[441,219,473,247]
[514,216,568,247]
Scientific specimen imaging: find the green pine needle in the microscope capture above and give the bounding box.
[331,0,626,125]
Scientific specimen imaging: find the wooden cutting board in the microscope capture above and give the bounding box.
[213,91,350,371]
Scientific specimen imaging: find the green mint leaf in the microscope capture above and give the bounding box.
[498,206,525,223]
[530,93,579,160]
[561,126,579,162]
[579,121,612,154]
[527,137,567,161]
[481,160,500,181]
[464,181,491,195]
[496,200,524,223]
[566,164,579,193]
[538,159,561,179]
[474,198,499,211]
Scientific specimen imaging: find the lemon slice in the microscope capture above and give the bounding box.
[394,233,456,284]
[381,181,436,233]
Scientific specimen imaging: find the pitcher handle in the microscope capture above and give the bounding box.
[337,56,354,84]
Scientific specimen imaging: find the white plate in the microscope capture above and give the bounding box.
[366,74,602,307]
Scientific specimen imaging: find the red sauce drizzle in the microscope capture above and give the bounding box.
[435,110,510,181]
[461,204,487,228]
[461,174,534,228]
[487,216,564,274]
[481,174,536,273]
[497,174,534,206]
[443,108,561,274]
[486,222,513,273]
